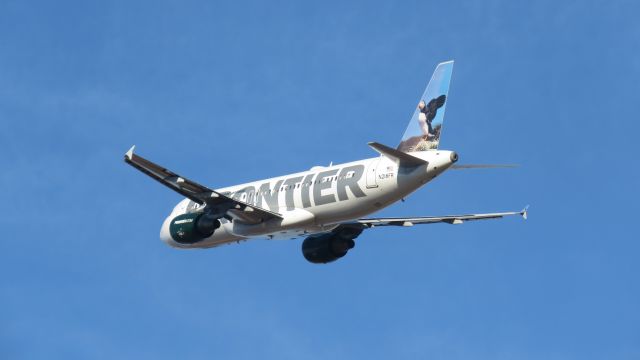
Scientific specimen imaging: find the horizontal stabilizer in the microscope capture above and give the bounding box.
[368,142,427,167]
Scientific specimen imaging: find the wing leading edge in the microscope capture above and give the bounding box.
[124,146,282,223]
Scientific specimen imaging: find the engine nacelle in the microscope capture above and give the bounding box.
[169,212,221,244]
[301,226,363,264]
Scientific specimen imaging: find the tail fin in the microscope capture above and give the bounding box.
[397,60,454,152]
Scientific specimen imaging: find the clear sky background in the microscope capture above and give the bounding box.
[1,1,638,359]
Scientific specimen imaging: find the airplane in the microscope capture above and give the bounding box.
[124,60,527,264]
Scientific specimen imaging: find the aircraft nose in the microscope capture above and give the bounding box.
[159,215,175,247]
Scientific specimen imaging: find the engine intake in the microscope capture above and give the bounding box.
[302,226,363,264]
[169,212,221,244]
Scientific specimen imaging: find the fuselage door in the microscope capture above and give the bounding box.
[366,158,380,188]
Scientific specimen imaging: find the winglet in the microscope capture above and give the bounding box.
[521,205,529,220]
[125,145,136,161]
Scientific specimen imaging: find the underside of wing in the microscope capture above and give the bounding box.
[354,207,528,228]
[124,146,282,223]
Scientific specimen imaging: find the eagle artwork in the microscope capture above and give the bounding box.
[398,94,447,152]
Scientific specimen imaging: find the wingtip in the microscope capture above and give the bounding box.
[521,205,529,220]
[125,145,135,160]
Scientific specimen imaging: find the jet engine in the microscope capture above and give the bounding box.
[301,226,363,264]
[169,212,221,244]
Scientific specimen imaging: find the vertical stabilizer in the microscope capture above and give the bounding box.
[397,61,454,152]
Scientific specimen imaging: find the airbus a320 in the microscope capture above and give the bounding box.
[125,60,527,264]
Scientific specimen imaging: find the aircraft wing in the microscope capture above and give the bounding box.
[318,208,528,248]
[354,207,528,228]
[124,146,282,223]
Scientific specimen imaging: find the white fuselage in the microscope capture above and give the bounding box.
[160,150,456,248]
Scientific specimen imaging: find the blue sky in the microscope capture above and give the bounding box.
[1,0,638,358]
